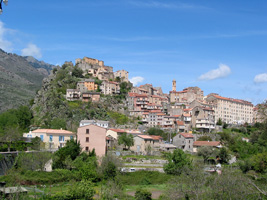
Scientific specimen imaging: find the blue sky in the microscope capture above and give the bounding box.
[1,0,267,105]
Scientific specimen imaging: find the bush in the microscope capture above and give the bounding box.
[164,149,192,175]
[135,188,152,200]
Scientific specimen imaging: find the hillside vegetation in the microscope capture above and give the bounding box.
[0,49,55,113]
[31,63,133,131]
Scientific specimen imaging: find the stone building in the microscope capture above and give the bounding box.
[205,93,254,124]
[114,70,129,82]
[173,132,194,152]
[82,92,100,102]
[191,106,215,132]
[66,89,81,101]
[77,79,98,93]
[100,81,120,95]
[170,86,204,104]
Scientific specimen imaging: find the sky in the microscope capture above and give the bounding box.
[0,0,267,105]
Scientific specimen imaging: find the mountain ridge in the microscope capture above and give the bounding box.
[0,49,56,113]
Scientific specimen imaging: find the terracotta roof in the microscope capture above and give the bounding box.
[183,113,191,117]
[184,108,192,111]
[109,128,126,133]
[211,95,253,106]
[180,132,193,138]
[137,135,153,140]
[149,135,163,140]
[32,129,74,134]
[149,110,162,113]
[193,141,221,147]
[176,121,185,126]
[128,93,148,97]
[157,113,166,116]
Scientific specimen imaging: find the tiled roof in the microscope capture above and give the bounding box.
[183,113,191,117]
[149,135,163,140]
[109,128,126,133]
[32,129,74,134]
[137,135,153,140]
[176,121,185,126]
[149,110,162,113]
[211,95,253,106]
[193,141,221,147]
[128,93,148,97]
[180,132,193,138]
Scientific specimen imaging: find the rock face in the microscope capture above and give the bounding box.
[0,49,55,113]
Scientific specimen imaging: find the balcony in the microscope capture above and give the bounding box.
[136,101,148,105]
[196,119,215,124]
[196,124,215,129]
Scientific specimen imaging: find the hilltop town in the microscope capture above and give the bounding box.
[64,56,262,133]
[0,56,267,199]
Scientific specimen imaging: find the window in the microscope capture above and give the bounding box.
[40,135,44,141]
[70,136,73,140]
[86,137,89,142]
[59,136,65,142]
[85,147,89,151]
[49,135,53,142]
[86,129,89,134]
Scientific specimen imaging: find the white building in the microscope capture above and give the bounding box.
[79,120,109,128]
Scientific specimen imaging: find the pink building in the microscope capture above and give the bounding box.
[77,124,107,157]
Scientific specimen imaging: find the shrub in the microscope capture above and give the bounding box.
[135,188,152,200]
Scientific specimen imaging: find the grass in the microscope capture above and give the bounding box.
[117,171,173,185]
[125,184,167,192]
[121,155,165,160]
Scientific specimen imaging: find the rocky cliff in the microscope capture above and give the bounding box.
[0,49,55,113]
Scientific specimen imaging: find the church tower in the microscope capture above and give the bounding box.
[172,79,176,92]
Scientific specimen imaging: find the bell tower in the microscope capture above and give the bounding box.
[172,79,176,92]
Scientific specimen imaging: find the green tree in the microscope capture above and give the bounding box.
[163,149,192,175]
[0,126,22,152]
[119,81,132,98]
[197,135,212,141]
[218,147,230,164]
[216,118,223,125]
[135,188,152,200]
[16,152,52,171]
[251,152,267,173]
[99,153,123,180]
[72,66,84,78]
[197,146,215,163]
[53,139,81,169]
[50,118,66,129]
[118,133,134,150]
[68,180,95,199]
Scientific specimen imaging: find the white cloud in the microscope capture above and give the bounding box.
[198,64,231,81]
[0,21,13,52]
[129,76,144,86]
[21,43,42,59]
[254,73,267,83]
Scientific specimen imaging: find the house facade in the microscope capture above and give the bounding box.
[66,89,81,101]
[79,120,109,128]
[81,92,100,102]
[114,70,129,82]
[23,129,76,151]
[173,132,194,152]
[205,93,254,124]
[77,124,107,157]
